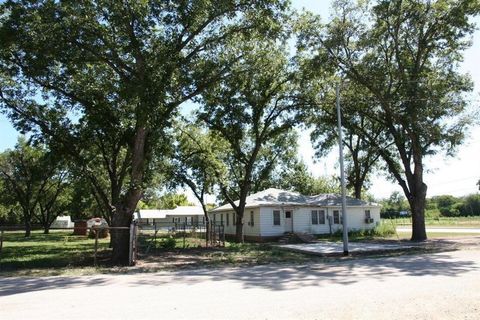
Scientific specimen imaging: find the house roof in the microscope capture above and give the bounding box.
[134,206,204,220]
[211,188,379,212]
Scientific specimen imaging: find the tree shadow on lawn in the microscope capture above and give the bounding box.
[134,250,479,291]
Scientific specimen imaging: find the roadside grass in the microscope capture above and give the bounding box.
[0,230,110,276]
[390,216,480,227]
[393,231,480,239]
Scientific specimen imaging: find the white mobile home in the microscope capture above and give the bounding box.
[210,188,381,241]
[134,206,206,225]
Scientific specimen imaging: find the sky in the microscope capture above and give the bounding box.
[0,1,479,202]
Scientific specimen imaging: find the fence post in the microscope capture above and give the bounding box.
[154,222,157,251]
[0,229,4,258]
[183,223,186,249]
[129,223,135,266]
[94,227,99,267]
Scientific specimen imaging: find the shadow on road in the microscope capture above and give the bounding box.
[0,251,478,297]
[0,276,110,297]
[135,251,479,291]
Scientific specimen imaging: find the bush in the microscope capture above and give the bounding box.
[159,236,176,249]
[332,222,396,238]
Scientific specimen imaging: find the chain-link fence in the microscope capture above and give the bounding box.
[132,221,225,260]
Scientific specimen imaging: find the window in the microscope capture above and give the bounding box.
[365,210,371,219]
[333,210,340,224]
[226,213,230,226]
[233,213,236,226]
[273,210,281,226]
[311,210,318,225]
[319,210,326,224]
[250,211,254,227]
[285,211,292,218]
[220,213,224,225]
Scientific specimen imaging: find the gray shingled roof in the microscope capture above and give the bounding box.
[211,188,379,212]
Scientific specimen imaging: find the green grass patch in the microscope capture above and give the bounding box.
[394,231,480,239]
[389,216,480,227]
[0,230,110,275]
[316,221,396,242]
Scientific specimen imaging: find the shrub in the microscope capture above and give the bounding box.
[159,236,177,249]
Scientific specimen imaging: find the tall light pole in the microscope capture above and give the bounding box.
[336,83,349,255]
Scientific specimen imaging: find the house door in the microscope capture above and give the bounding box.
[285,210,293,232]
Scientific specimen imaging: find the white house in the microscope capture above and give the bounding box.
[210,188,381,241]
[50,215,74,228]
[134,206,206,225]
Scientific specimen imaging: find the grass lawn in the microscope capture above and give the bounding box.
[390,216,480,227]
[393,231,480,239]
[0,230,110,276]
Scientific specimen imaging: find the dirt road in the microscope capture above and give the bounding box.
[1,249,480,320]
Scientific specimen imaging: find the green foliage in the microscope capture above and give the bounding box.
[332,222,396,238]
[139,192,193,210]
[380,191,410,217]
[0,137,68,232]
[168,121,228,214]
[273,159,339,195]
[159,235,177,250]
[458,194,480,216]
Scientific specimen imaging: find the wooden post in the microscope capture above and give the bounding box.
[0,229,4,257]
[154,222,157,251]
[129,223,135,266]
[94,227,99,267]
[183,223,186,249]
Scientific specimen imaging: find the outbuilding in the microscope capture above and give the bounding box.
[134,206,206,226]
[210,188,381,241]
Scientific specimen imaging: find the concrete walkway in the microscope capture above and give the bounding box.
[279,241,418,255]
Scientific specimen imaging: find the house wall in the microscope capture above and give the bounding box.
[259,206,381,236]
[212,208,261,237]
[259,206,289,237]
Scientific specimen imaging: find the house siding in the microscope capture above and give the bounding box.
[212,205,381,240]
[259,205,381,237]
[215,209,261,237]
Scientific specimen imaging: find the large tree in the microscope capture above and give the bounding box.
[198,35,302,242]
[0,0,288,263]
[298,0,479,240]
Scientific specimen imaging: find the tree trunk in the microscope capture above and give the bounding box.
[234,201,246,243]
[202,204,210,242]
[234,212,244,243]
[353,182,362,200]
[43,226,50,234]
[410,181,428,241]
[110,206,133,265]
[24,220,31,237]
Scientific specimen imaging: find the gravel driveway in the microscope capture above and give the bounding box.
[1,249,480,320]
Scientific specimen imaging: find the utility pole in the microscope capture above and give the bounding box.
[336,83,349,255]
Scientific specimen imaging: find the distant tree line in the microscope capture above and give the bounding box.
[380,192,480,218]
